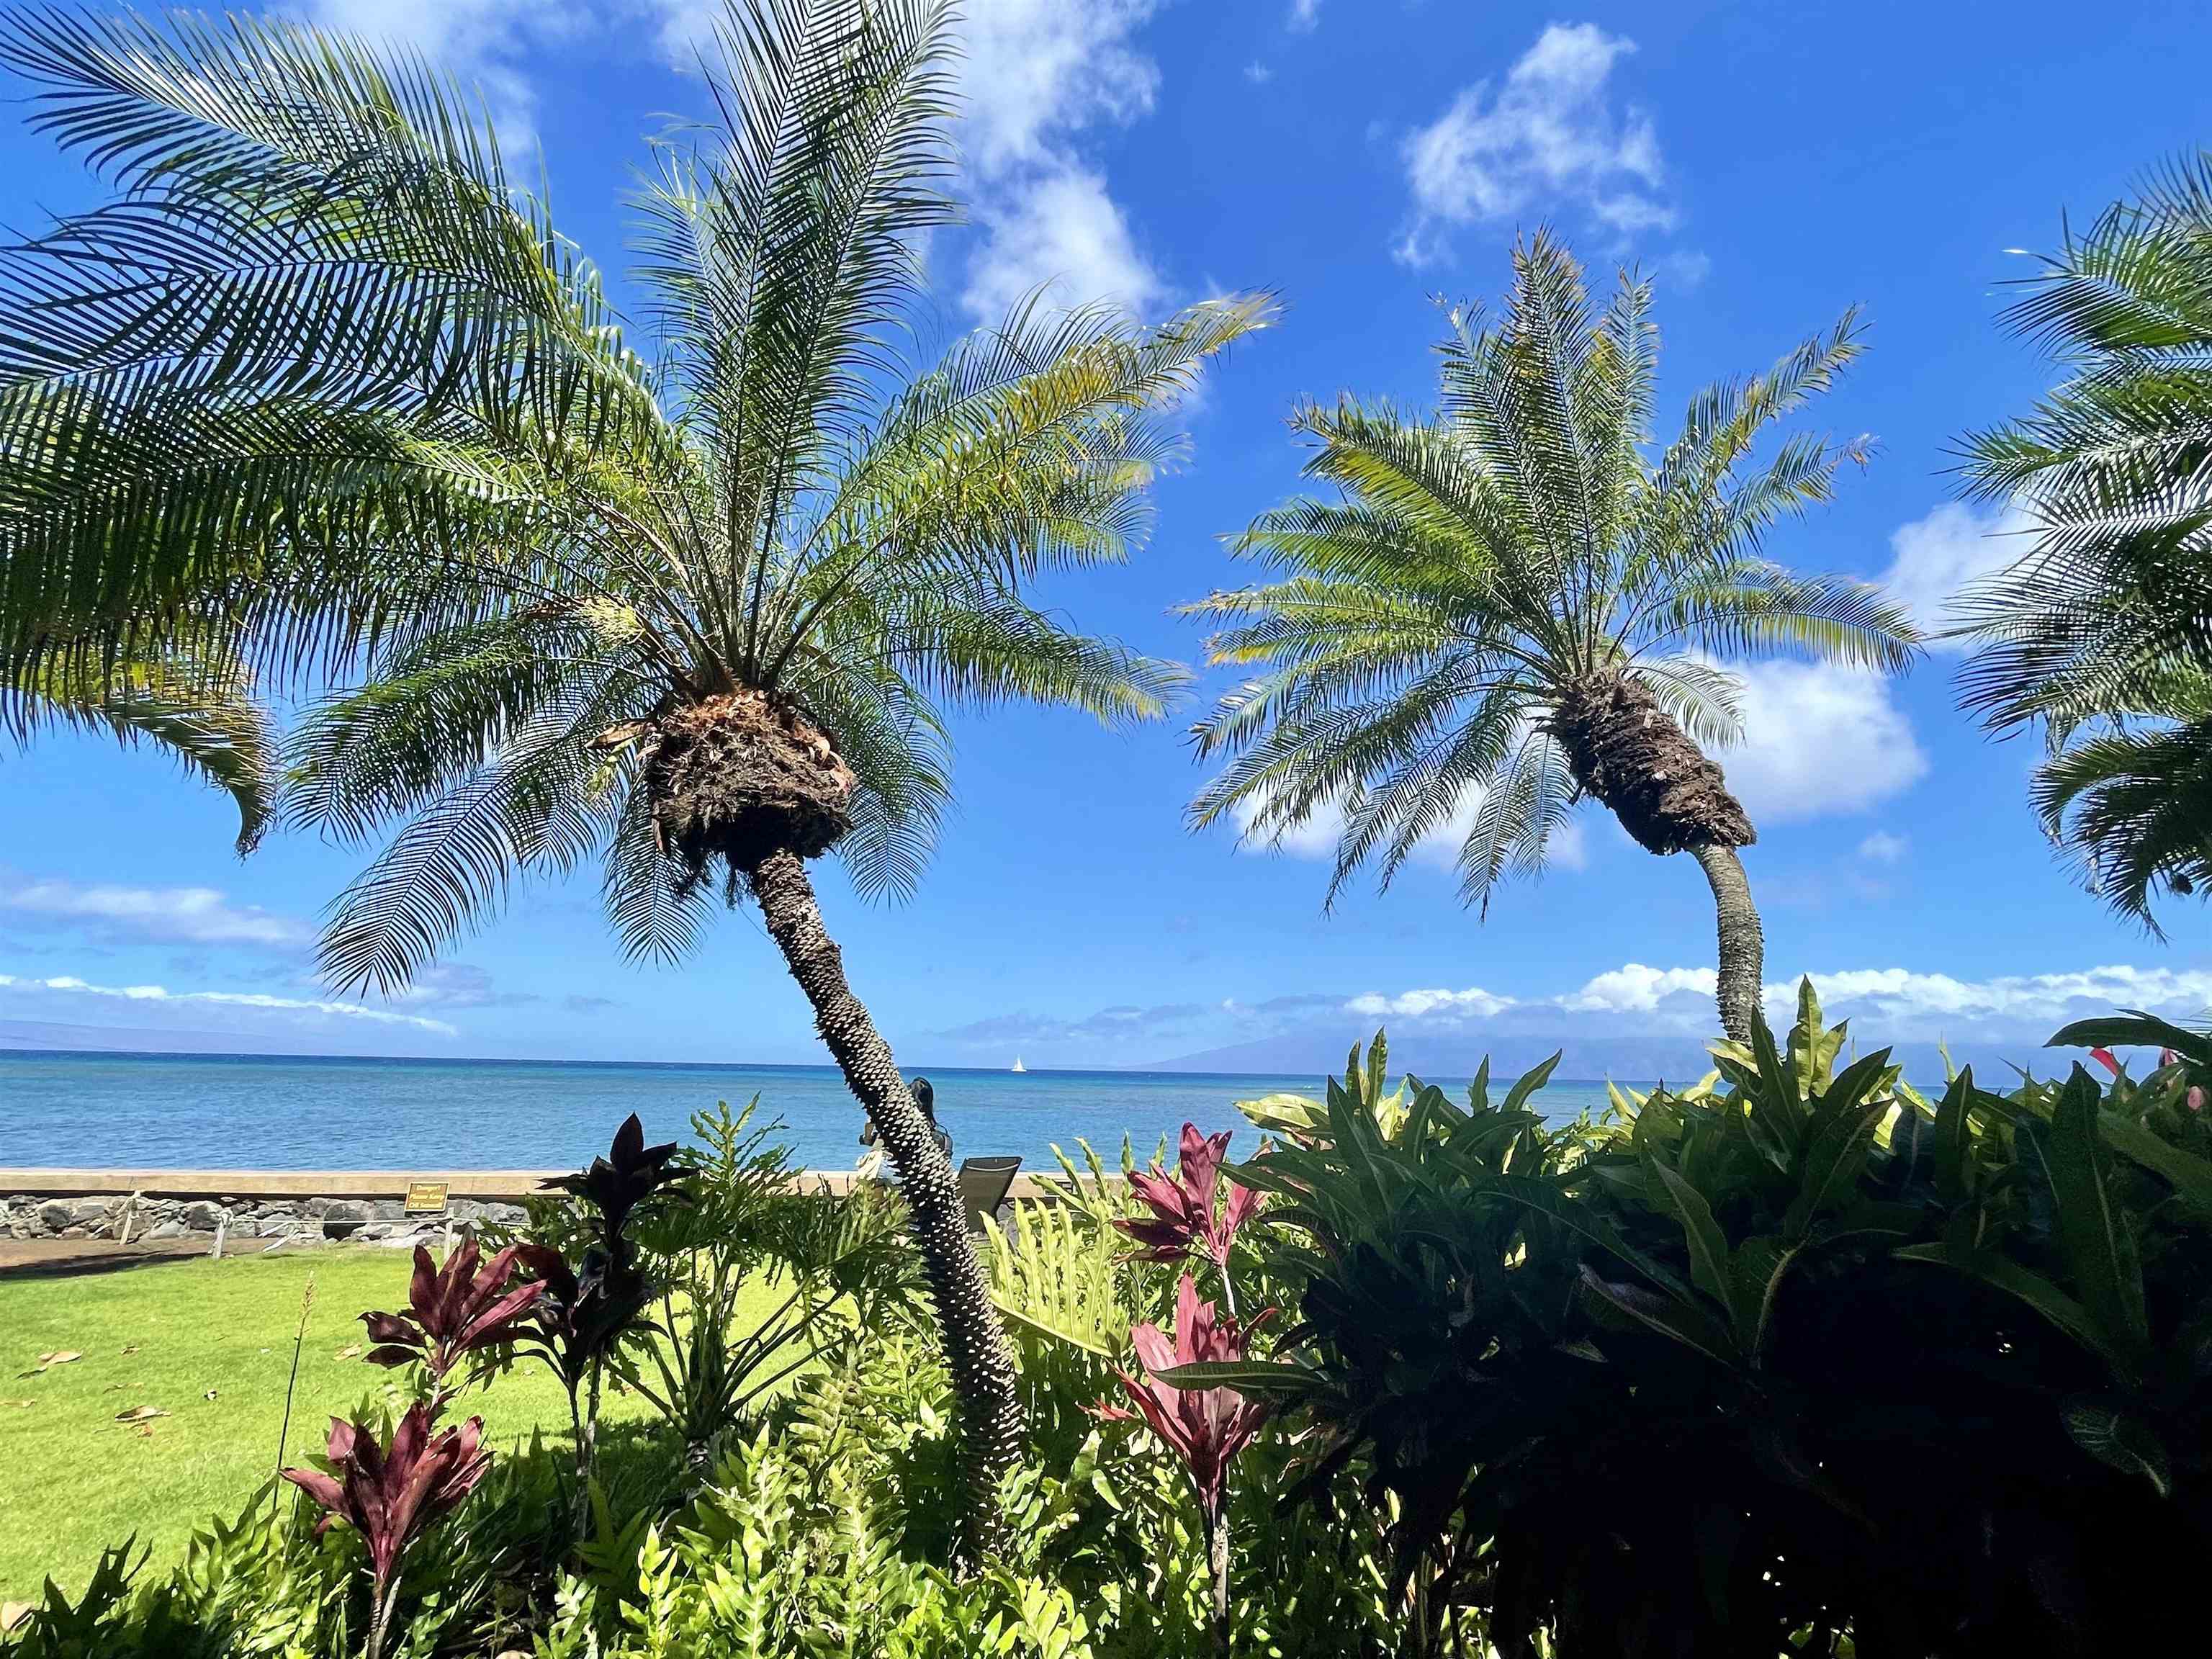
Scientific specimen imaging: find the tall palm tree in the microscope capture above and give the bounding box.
[1955,154,2212,932]
[5,640,274,853]
[0,0,1268,1542]
[1186,235,1914,1042]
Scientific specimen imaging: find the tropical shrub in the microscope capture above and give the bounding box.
[1206,993,2212,1658]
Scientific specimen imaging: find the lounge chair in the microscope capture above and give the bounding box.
[955,1156,1021,1233]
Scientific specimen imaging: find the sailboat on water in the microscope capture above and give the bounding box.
[1010,1056,1028,1074]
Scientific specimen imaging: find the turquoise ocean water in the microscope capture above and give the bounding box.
[0,1050,1617,1174]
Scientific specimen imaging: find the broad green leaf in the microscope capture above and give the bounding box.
[2033,1069,2151,1372]
[1501,1051,1562,1117]
[1644,1154,1747,1341]
[1578,1268,1739,1367]
[1480,1174,1697,1303]
[1152,1359,1321,1398]
[1783,1094,1888,1240]
[2062,1402,2172,1496]
[2097,1108,2212,1212]
[1894,1243,2126,1368]
[2048,1011,2212,1066]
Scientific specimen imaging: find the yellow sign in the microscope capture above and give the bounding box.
[403,1180,450,1215]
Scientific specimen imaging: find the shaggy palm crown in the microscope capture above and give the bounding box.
[0,0,1269,992]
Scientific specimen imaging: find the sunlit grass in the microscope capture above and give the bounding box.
[0,1249,783,1599]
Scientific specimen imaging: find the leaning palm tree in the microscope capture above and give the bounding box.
[0,0,1267,1542]
[5,639,274,853]
[1187,235,1915,1041]
[1954,153,2212,931]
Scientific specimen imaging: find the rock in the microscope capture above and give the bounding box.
[304,1197,338,1219]
[181,1201,227,1231]
[483,1202,526,1226]
[356,1223,392,1241]
[71,1197,115,1224]
[145,1220,188,1241]
[318,1201,372,1236]
[227,1218,260,1239]
[35,1200,72,1233]
[370,1200,405,1222]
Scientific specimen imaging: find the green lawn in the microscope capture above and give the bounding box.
[0,1249,680,1600]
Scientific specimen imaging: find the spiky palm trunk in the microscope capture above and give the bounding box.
[744,845,1025,1552]
[1550,675,1765,1040]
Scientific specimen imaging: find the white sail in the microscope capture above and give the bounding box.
[1010,1055,1027,1073]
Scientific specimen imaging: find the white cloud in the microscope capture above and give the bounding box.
[948,0,1169,320]
[1877,500,2037,649]
[954,0,1160,174]
[1244,60,1274,84]
[1,878,308,948]
[1395,23,1672,265]
[1287,0,1323,31]
[0,972,455,1035]
[1344,960,2212,1042]
[963,165,1166,319]
[1230,787,1590,873]
[304,0,583,143]
[1858,830,1908,864]
[1346,985,1514,1021]
[1759,966,2212,1043]
[1714,660,1928,822]
[1562,963,1717,1013]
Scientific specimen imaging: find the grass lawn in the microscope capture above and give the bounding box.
[0,1247,770,1601]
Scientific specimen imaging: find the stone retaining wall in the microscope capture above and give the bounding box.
[0,1192,527,1247]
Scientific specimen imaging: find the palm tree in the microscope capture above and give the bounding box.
[0,0,1268,1542]
[1186,235,1915,1041]
[5,640,274,853]
[1954,154,2212,932]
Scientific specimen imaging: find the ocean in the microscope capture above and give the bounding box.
[0,1050,1618,1174]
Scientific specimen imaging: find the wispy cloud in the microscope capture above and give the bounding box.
[1287,0,1323,32]
[952,0,1170,319]
[1858,831,1909,865]
[1394,22,1673,266]
[1,877,310,948]
[0,971,457,1034]
[1244,60,1274,84]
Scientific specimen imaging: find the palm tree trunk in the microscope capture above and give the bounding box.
[743,847,1025,1556]
[1691,843,1763,1043]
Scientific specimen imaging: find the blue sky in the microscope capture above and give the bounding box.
[4,0,2209,1079]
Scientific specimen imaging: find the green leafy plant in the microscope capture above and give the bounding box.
[624,1098,915,1474]
[1220,992,2212,1658]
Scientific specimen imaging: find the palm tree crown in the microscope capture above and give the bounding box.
[1187,235,1915,1036]
[0,1,1264,987]
[1955,154,2212,930]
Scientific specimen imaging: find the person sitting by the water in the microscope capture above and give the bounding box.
[858,1075,953,1167]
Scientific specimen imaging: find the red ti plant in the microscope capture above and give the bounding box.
[1097,1273,1274,1657]
[359,1239,544,1405]
[1117,1123,1264,1309]
[283,1403,492,1659]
